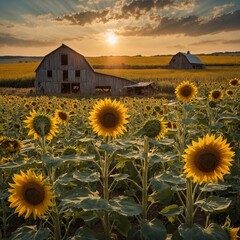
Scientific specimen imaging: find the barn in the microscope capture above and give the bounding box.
[35,44,135,96]
[169,51,205,69]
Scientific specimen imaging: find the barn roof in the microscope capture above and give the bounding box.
[95,72,135,84]
[181,52,204,65]
[123,82,153,88]
[35,44,94,72]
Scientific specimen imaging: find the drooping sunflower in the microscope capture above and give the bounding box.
[8,170,55,219]
[55,109,69,125]
[24,110,58,140]
[183,134,235,184]
[142,119,167,140]
[89,98,129,138]
[229,78,239,87]
[175,81,198,103]
[209,89,223,102]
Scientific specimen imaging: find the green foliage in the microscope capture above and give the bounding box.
[0,90,239,239]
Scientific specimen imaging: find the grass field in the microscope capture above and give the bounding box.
[0,56,240,91]
[87,55,240,67]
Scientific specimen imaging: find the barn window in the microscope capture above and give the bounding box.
[72,83,80,94]
[75,70,80,77]
[61,54,68,65]
[61,83,71,93]
[95,86,111,95]
[47,70,52,78]
[63,70,68,81]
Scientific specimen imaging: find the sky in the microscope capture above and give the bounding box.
[0,0,240,56]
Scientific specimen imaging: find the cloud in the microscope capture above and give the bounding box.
[55,9,110,25]
[0,23,14,28]
[55,0,195,25]
[190,40,220,46]
[223,38,240,44]
[0,33,78,47]
[119,10,240,36]
[212,2,235,17]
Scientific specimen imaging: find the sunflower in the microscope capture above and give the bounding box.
[24,110,58,140]
[175,81,198,103]
[209,89,223,102]
[226,90,234,97]
[165,121,177,129]
[0,138,22,153]
[229,78,239,87]
[89,98,129,138]
[63,147,77,155]
[226,227,240,240]
[183,134,234,184]
[142,119,167,140]
[1,157,9,164]
[8,170,54,219]
[55,110,69,125]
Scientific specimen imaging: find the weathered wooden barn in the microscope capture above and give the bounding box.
[35,44,135,96]
[169,51,205,69]
[123,82,154,95]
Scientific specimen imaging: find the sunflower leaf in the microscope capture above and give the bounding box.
[205,223,229,240]
[73,169,100,182]
[109,196,142,216]
[160,204,183,223]
[72,226,98,240]
[199,183,231,192]
[194,196,231,213]
[140,219,167,240]
[10,225,49,240]
[0,161,29,169]
[178,223,216,240]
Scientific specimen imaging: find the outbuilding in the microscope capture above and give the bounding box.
[35,44,135,96]
[169,51,205,69]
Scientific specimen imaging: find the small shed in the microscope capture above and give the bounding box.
[35,44,135,96]
[123,82,154,95]
[169,51,205,69]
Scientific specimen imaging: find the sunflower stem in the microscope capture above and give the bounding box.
[52,205,62,240]
[40,136,47,177]
[205,213,211,228]
[207,100,214,129]
[142,136,149,220]
[0,172,7,238]
[185,178,194,227]
[1,198,7,238]
[65,122,69,140]
[103,150,111,239]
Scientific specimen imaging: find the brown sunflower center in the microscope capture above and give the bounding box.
[100,111,119,128]
[196,152,219,172]
[23,182,45,205]
[58,112,67,121]
[33,115,51,137]
[212,91,221,99]
[143,119,161,138]
[230,79,238,86]
[180,86,193,98]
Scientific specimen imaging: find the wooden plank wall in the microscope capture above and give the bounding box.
[35,45,133,95]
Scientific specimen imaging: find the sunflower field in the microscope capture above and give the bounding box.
[0,78,239,240]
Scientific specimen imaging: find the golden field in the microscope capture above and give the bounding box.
[87,55,240,66]
[1,55,240,81]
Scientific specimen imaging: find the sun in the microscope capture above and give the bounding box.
[107,32,117,45]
